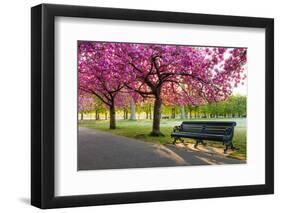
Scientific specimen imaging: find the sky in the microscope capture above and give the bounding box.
[233,80,247,96]
[232,62,247,96]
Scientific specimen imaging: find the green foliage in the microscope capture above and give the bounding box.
[84,95,247,120]
[194,95,247,118]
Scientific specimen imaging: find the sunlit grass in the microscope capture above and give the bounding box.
[79,118,247,160]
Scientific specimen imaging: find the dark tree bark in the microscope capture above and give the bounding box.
[151,97,163,136]
[123,108,128,120]
[80,112,84,121]
[109,105,116,129]
[95,110,100,120]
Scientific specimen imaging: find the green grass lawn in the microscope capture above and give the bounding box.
[79,118,247,160]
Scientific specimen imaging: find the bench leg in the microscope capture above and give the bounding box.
[230,143,239,151]
[224,141,238,154]
[224,144,229,154]
[194,140,205,148]
[194,140,199,148]
[172,137,184,145]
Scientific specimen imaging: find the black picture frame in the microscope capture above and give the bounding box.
[31,3,274,209]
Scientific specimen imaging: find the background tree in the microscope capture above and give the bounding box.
[92,98,107,120]
[129,98,137,120]
[78,42,130,129]
[78,95,95,120]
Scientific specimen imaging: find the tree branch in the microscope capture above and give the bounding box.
[79,86,112,106]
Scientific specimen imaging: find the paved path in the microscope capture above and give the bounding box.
[78,127,244,170]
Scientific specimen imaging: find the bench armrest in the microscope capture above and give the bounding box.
[173,125,181,132]
[224,127,232,135]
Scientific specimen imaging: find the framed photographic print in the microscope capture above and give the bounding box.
[31,3,274,209]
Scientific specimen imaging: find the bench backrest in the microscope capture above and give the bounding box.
[180,121,236,136]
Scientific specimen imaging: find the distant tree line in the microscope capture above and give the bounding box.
[161,95,246,119]
[79,95,246,120]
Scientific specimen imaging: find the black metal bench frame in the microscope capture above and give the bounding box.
[171,121,237,154]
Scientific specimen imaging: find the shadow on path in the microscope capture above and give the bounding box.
[78,127,244,170]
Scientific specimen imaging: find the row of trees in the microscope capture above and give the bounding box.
[78,42,247,136]
[79,95,247,121]
[164,95,246,118]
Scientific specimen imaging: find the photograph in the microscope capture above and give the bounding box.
[77,41,247,170]
[29,3,274,209]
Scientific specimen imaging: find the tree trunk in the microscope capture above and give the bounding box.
[109,105,116,129]
[149,104,152,120]
[130,99,136,120]
[195,107,199,118]
[180,106,186,119]
[95,110,99,120]
[171,107,176,119]
[123,108,126,120]
[105,111,108,120]
[151,97,163,136]
[80,112,83,121]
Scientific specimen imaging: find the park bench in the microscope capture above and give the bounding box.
[171,121,237,153]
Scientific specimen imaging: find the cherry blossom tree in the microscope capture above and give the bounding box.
[78,41,247,135]
[123,44,247,135]
[78,42,130,129]
[78,94,95,120]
